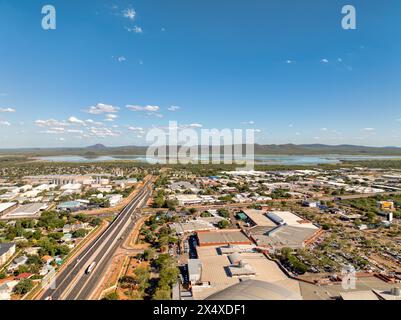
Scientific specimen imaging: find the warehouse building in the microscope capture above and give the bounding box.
[57,201,86,212]
[0,243,16,266]
[206,280,302,300]
[170,220,217,235]
[0,202,18,217]
[246,211,322,252]
[188,259,202,284]
[197,229,253,247]
[1,203,48,219]
[191,244,301,300]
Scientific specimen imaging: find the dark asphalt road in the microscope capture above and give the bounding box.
[40,180,153,300]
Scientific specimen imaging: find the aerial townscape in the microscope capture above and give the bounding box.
[1,155,401,301]
[1,0,400,307]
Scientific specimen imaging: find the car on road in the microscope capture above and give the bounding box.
[86,262,97,274]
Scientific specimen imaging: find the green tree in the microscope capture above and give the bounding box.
[72,229,88,238]
[142,248,156,261]
[218,220,230,229]
[102,292,119,300]
[217,209,229,218]
[48,232,64,240]
[14,279,34,295]
[134,266,150,292]
[152,288,171,300]
[158,267,180,288]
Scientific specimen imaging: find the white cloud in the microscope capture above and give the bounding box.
[0,121,10,126]
[40,129,64,135]
[0,107,16,113]
[286,60,295,64]
[320,127,328,131]
[68,116,86,126]
[241,121,255,125]
[89,127,121,138]
[85,103,120,115]
[127,105,160,112]
[67,129,84,134]
[117,56,126,62]
[49,127,65,132]
[160,123,202,130]
[104,114,118,122]
[168,105,180,112]
[321,59,329,63]
[59,138,65,141]
[362,127,375,132]
[35,119,69,128]
[186,123,202,129]
[123,8,136,20]
[85,119,103,126]
[127,105,162,117]
[128,126,145,135]
[128,126,144,131]
[126,26,143,33]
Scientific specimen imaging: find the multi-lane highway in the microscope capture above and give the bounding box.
[40,178,153,300]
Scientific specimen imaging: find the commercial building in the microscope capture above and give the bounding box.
[246,211,322,251]
[206,280,302,300]
[57,201,86,212]
[1,203,48,219]
[188,259,202,284]
[197,229,253,247]
[241,209,276,227]
[0,202,18,217]
[106,194,123,207]
[299,275,401,300]
[173,194,217,206]
[191,244,301,300]
[170,220,217,235]
[174,194,203,206]
[0,243,16,266]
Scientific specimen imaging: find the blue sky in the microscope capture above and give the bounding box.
[0,0,400,148]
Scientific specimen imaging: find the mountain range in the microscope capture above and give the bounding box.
[1,144,401,157]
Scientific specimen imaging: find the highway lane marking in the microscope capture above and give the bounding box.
[47,181,152,299]
[60,193,147,299]
[72,191,151,300]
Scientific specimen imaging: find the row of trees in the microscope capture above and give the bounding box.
[279,248,308,275]
[152,254,180,300]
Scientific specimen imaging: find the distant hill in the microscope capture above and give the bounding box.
[86,144,107,150]
[1,143,401,157]
[254,144,401,155]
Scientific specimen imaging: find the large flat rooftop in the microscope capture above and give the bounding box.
[241,209,276,227]
[299,276,401,300]
[197,229,252,246]
[1,203,48,219]
[192,245,301,300]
